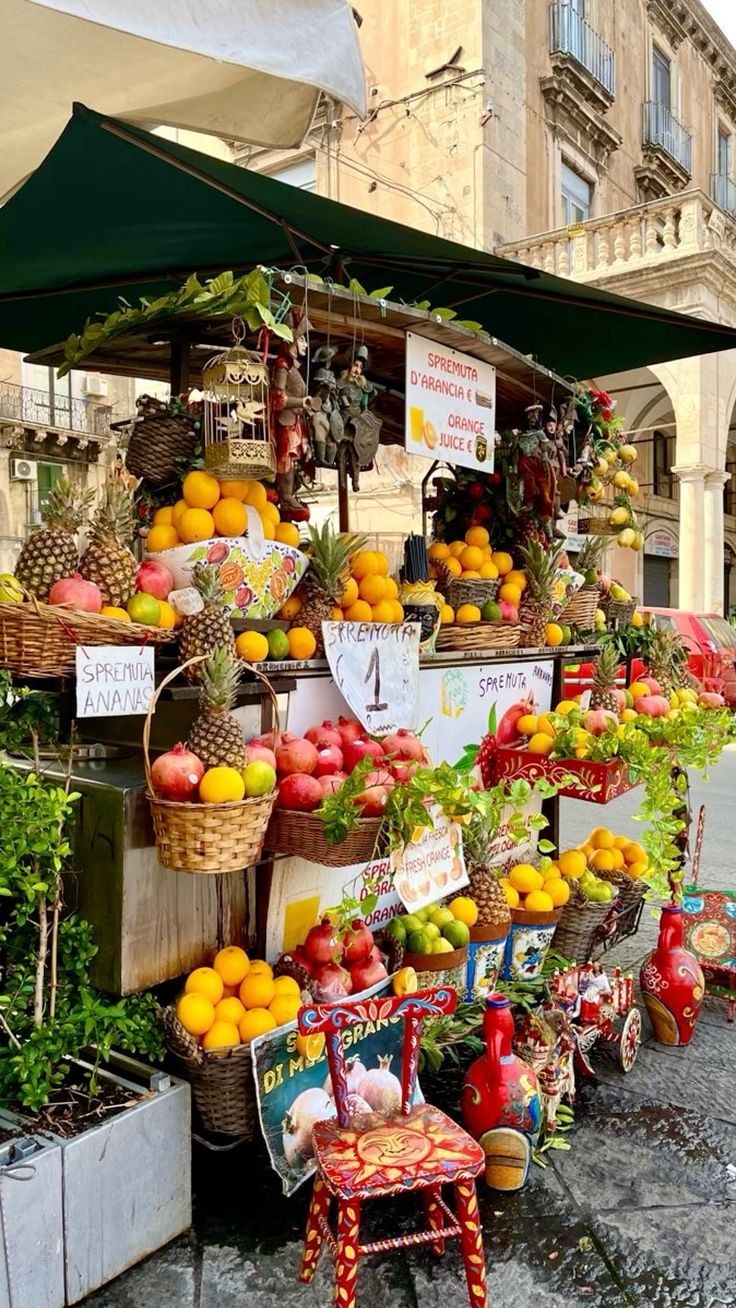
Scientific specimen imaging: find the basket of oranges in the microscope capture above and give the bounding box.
[163,947,304,1138]
[431,531,525,651]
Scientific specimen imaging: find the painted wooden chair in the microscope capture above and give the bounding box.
[297,987,488,1308]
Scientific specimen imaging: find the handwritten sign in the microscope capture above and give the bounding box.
[75,645,155,718]
[405,331,495,472]
[391,808,468,912]
[322,621,420,735]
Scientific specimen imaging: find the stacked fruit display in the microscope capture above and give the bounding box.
[550,829,649,901]
[275,916,389,1001]
[429,526,523,627]
[144,471,301,551]
[384,896,480,957]
[498,862,570,913]
[175,946,303,1048]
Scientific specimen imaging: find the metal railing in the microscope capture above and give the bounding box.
[710,172,736,217]
[548,2,615,97]
[642,101,692,174]
[0,382,111,438]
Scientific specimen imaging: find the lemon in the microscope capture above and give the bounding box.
[199,767,245,804]
[537,712,556,738]
[509,863,543,894]
[449,896,479,928]
[524,889,555,913]
[500,879,520,908]
[544,878,570,907]
[545,622,564,647]
[558,849,586,879]
[527,732,553,756]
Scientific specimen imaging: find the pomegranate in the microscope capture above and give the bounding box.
[612,688,628,712]
[282,1088,336,1165]
[495,697,535,745]
[312,962,352,1001]
[354,783,390,817]
[136,560,173,600]
[275,737,319,776]
[337,716,363,747]
[291,946,315,976]
[350,953,389,992]
[342,919,373,965]
[324,1055,367,1099]
[634,695,663,718]
[358,1055,402,1113]
[244,743,277,770]
[313,743,344,777]
[277,773,323,812]
[499,600,519,622]
[583,708,619,735]
[342,736,385,773]
[305,720,343,749]
[318,772,347,796]
[343,1093,373,1117]
[151,743,204,801]
[381,728,426,763]
[389,759,420,784]
[48,573,102,613]
[304,919,344,967]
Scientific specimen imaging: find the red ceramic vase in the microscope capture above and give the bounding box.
[461,996,542,1139]
[640,903,705,1046]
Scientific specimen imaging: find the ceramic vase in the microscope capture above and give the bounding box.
[461,995,541,1190]
[640,903,705,1046]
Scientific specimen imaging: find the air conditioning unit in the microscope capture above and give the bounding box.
[10,458,36,481]
[81,375,109,398]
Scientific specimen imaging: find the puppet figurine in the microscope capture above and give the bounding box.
[309,346,344,468]
[270,313,313,521]
[515,403,562,542]
[334,345,382,490]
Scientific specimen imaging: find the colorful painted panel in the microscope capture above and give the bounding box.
[683,886,736,992]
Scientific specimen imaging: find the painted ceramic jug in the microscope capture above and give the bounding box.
[461,995,541,1190]
[640,903,705,1046]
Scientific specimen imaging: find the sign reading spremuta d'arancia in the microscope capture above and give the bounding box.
[404,330,496,473]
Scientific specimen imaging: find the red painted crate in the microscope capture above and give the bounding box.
[493,746,636,804]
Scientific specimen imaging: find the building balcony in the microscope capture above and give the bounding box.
[636,102,692,199]
[710,172,736,219]
[0,382,110,462]
[548,2,615,99]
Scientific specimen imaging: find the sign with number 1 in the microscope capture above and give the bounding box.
[321,621,421,735]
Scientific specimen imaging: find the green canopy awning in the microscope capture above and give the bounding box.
[1,103,736,379]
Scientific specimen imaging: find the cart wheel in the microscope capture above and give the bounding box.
[619,1007,642,1072]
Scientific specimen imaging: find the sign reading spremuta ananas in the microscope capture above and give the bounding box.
[404,331,496,472]
[76,645,155,717]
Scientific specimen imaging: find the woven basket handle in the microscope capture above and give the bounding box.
[142,654,281,798]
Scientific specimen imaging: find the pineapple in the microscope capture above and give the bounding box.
[576,535,607,588]
[463,815,511,929]
[14,477,94,601]
[301,523,366,655]
[79,481,137,606]
[589,643,620,712]
[518,539,564,645]
[179,564,235,682]
[188,647,245,769]
[648,626,699,693]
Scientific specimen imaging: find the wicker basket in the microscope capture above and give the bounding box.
[560,585,599,629]
[0,597,174,679]
[552,895,619,963]
[600,593,637,625]
[144,656,277,874]
[435,622,520,652]
[120,395,197,485]
[445,578,500,610]
[597,867,646,909]
[161,1007,256,1138]
[576,515,617,537]
[264,808,384,867]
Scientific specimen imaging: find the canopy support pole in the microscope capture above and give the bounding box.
[169,338,190,395]
[337,462,350,533]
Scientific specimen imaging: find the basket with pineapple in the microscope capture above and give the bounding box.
[144,648,278,874]
[1,479,176,678]
[559,535,606,630]
[433,528,521,650]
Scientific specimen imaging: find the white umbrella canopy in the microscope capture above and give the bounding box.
[1,0,366,195]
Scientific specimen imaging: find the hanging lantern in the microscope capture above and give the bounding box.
[202,322,276,482]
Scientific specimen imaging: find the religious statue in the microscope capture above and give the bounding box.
[334,345,382,490]
[270,312,314,521]
[515,402,564,541]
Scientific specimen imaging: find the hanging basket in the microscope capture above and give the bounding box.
[0,596,174,679]
[264,808,384,867]
[559,585,600,629]
[144,656,278,874]
[552,894,619,964]
[160,1007,256,1139]
[600,593,637,625]
[445,577,500,610]
[118,395,198,486]
[202,337,276,482]
[576,514,617,537]
[435,622,520,652]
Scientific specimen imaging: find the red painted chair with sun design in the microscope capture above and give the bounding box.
[297,987,488,1308]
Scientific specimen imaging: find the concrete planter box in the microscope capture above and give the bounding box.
[2,1052,191,1304]
[0,1130,65,1308]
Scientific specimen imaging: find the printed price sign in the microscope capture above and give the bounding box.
[405,331,495,472]
[76,645,155,718]
[322,621,420,735]
[391,809,468,912]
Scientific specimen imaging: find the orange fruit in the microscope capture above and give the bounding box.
[177,992,215,1037]
[172,498,189,528]
[146,524,179,552]
[499,582,521,606]
[248,960,273,978]
[199,767,246,804]
[260,516,276,540]
[544,878,571,907]
[287,627,317,659]
[239,973,276,1010]
[491,551,513,576]
[591,849,615,872]
[153,505,175,526]
[558,849,586,879]
[456,603,481,624]
[465,526,490,548]
[500,878,520,908]
[509,863,544,894]
[214,945,251,987]
[275,522,300,547]
[332,606,344,620]
[590,827,615,850]
[340,577,359,608]
[444,556,463,577]
[626,860,648,880]
[239,1008,277,1043]
[278,594,303,621]
[183,470,220,510]
[260,502,281,525]
[613,835,631,851]
[390,601,404,622]
[351,550,379,579]
[100,605,131,622]
[214,997,246,1024]
[460,545,484,571]
[373,552,389,576]
[545,623,564,647]
[440,604,455,625]
[273,975,301,997]
[268,993,302,1026]
[524,889,555,913]
[527,732,553,756]
[428,542,451,561]
[218,479,252,500]
[213,497,247,537]
[623,842,647,866]
[235,630,269,662]
[156,600,177,630]
[185,967,223,1005]
[505,569,527,591]
[345,600,373,623]
[461,569,481,580]
[202,1020,241,1050]
[179,507,215,543]
[517,714,538,736]
[384,577,399,599]
[359,574,387,604]
[543,862,562,879]
[608,847,625,870]
[479,560,499,579]
[371,600,396,623]
[244,482,268,512]
[447,540,466,558]
[579,841,595,860]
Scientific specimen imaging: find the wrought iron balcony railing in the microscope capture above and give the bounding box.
[548,2,615,97]
[710,172,736,218]
[642,101,692,175]
[0,381,111,438]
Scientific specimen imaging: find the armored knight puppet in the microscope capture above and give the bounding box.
[334,344,383,490]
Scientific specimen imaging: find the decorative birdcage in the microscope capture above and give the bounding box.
[202,322,276,482]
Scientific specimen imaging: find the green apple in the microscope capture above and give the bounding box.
[242,760,276,797]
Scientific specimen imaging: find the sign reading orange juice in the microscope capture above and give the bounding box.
[405,331,495,472]
[391,808,469,912]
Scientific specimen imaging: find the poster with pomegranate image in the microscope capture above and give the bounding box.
[250,981,421,1195]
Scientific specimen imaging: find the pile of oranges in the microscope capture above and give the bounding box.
[575,828,649,880]
[176,945,302,1049]
[429,527,527,625]
[145,472,302,553]
[333,548,405,624]
[499,862,571,913]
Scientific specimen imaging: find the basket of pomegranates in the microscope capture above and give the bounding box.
[263,719,427,868]
[275,915,398,1005]
[145,656,279,874]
